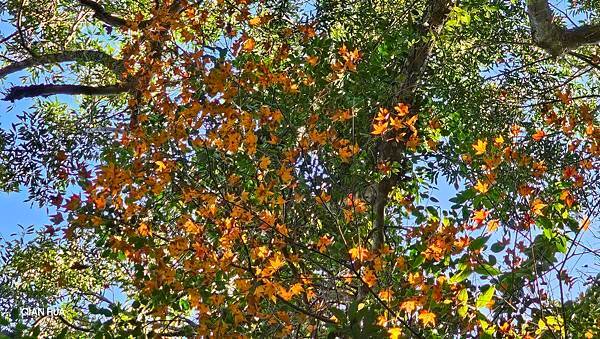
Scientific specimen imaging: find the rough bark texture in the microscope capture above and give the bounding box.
[528,0,600,56]
[371,0,453,250]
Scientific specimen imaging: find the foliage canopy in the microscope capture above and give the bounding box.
[0,0,599,337]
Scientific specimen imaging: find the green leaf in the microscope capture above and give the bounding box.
[491,242,505,253]
[476,286,496,308]
[469,236,490,251]
[475,264,501,276]
[450,269,472,284]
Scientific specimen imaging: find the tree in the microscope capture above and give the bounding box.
[0,0,599,337]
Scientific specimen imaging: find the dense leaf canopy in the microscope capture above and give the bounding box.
[0,0,599,337]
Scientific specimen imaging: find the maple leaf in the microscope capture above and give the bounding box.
[374,107,389,121]
[363,268,377,287]
[378,289,393,302]
[487,219,500,233]
[474,180,489,193]
[532,129,546,141]
[388,327,402,339]
[494,135,504,147]
[278,166,293,183]
[530,199,547,216]
[242,38,256,52]
[562,166,577,179]
[348,246,370,261]
[306,55,319,66]
[268,254,285,273]
[556,89,572,105]
[316,235,333,253]
[394,103,410,116]
[372,122,388,135]
[406,134,420,150]
[404,115,418,133]
[259,156,271,170]
[399,299,417,314]
[418,310,436,327]
[472,209,490,224]
[518,185,534,197]
[249,16,262,26]
[472,139,487,155]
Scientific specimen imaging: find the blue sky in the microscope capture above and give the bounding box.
[0,93,51,240]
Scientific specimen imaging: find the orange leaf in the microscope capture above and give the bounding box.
[581,216,591,231]
[394,103,410,116]
[243,38,256,52]
[249,16,262,26]
[532,129,546,141]
[531,199,547,216]
[371,121,388,135]
[306,55,319,66]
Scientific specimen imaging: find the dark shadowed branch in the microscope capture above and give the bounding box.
[2,84,128,101]
[77,0,127,27]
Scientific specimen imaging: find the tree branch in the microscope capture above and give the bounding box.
[0,50,122,78]
[78,0,185,29]
[2,84,128,101]
[78,0,127,27]
[372,0,453,250]
[527,0,600,56]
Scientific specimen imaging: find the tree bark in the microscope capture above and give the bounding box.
[527,0,600,56]
[372,0,453,250]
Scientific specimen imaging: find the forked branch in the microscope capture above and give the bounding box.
[527,0,600,55]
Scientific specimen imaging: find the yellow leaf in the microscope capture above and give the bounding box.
[418,310,436,327]
[348,246,370,261]
[487,219,500,233]
[474,180,489,193]
[472,139,487,155]
[388,327,402,339]
[249,16,262,26]
[472,209,489,225]
[494,135,504,147]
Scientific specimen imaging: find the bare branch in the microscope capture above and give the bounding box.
[0,50,122,78]
[77,0,185,29]
[78,0,127,27]
[2,84,128,101]
[527,0,600,55]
